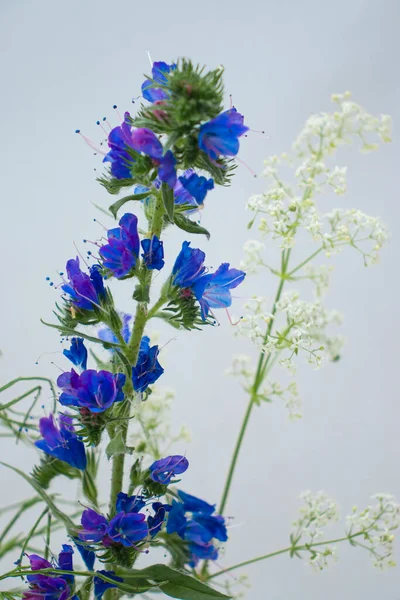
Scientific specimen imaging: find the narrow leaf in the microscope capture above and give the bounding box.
[174,214,210,240]
[0,463,77,533]
[161,182,175,223]
[109,192,151,219]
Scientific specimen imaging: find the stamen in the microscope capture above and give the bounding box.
[113,104,122,121]
[235,155,257,178]
[96,120,109,137]
[75,131,107,157]
[225,308,242,326]
[73,241,90,268]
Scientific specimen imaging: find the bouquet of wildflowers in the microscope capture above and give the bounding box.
[0,59,398,600]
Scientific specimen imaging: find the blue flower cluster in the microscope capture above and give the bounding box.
[166,491,228,566]
[99,212,164,279]
[77,455,188,549]
[22,545,121,600]
[35,413,86,470]
[173,241,246,319]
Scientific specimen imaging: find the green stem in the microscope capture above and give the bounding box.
[107,193,165,581]
[218,251,289,515]
[287,247,323,277]
[208,532,364,579]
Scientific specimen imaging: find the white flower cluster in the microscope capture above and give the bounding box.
[345,494,400,568]
[244,93,390,259]
[291,491,340,570]
[289,491,400,571]
[130,386,191,459]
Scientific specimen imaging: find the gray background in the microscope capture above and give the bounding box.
[0,0,399,598]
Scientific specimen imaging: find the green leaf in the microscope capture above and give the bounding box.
[109,192,152,219]
[119,564,231,600]
[105,431,134,459]
[161,182,175,223]
[0,463,77,533]
[174,214,210,240]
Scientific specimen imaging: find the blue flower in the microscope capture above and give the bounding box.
[141,61,176,103]
[57,369,126,413]
[61,258,105,311]
[103,112,135,179]
[177,490,215,515]
[149,455,189,485]
[172,241,206,288]
[188,542,218,567]
[178,172,214,205]
[191,263,246,319]
[130,128,177,188]
[74,539,96,570]
[98,313,132,346]
[141,235,164,270]
[131,336,164,393]
[63,337,87,371]
[198,108,248,161]
[93,571,123,600]
[99,213,140,279]
[78,509,109,543]
[108,512,148,546]
[166,501,187,537]
[23,546,75,600]
[147,502,166,537]
[35,414,86,470]
[165,491,227,567]
[116,492,146,514]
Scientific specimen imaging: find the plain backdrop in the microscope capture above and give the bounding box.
[0,1,399,598]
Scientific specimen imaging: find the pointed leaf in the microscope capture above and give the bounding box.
[109,192,152,219]
[174,214,210,240]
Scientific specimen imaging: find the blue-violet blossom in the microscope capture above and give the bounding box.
[131,336,164,393]
[141,235,164,270]
[63,337,88,371]
[130,128,177,188]
[103,112,134,179]
[149,455,189,485]
[99,213,140,278]
[198,108,248,161]
[23,545,75,600]
[35,413,87,470]
[62,258,105,311]
[57,369,126,413]
[141,61,176,103]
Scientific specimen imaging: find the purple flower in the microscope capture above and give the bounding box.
[98,313,132,346]
[130,128,177,188]
[198,107,248,161]
[172,241,206,288]
[103,112,135,179]
[63,337,87,371]
[191,263,246,319]
[99,213,140,279]
[78,509,109,543]
[166,501,187,537]
[23,546,75,600]
[149,455,189,485]
[141,236,164,270]
[188,542,218,567]
[74,539,96,570]
[178,172,214,205]
[57,369,126,413]
[108,512,148,546]
[142,61,176,103]
[191,513,228,543]
[61,258,105,311]
[35,413,86,470]
[115,492,146,514]
[93,571,123,600]
[131,336,164,393]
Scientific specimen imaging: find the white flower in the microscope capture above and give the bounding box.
[240,240,266,273]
